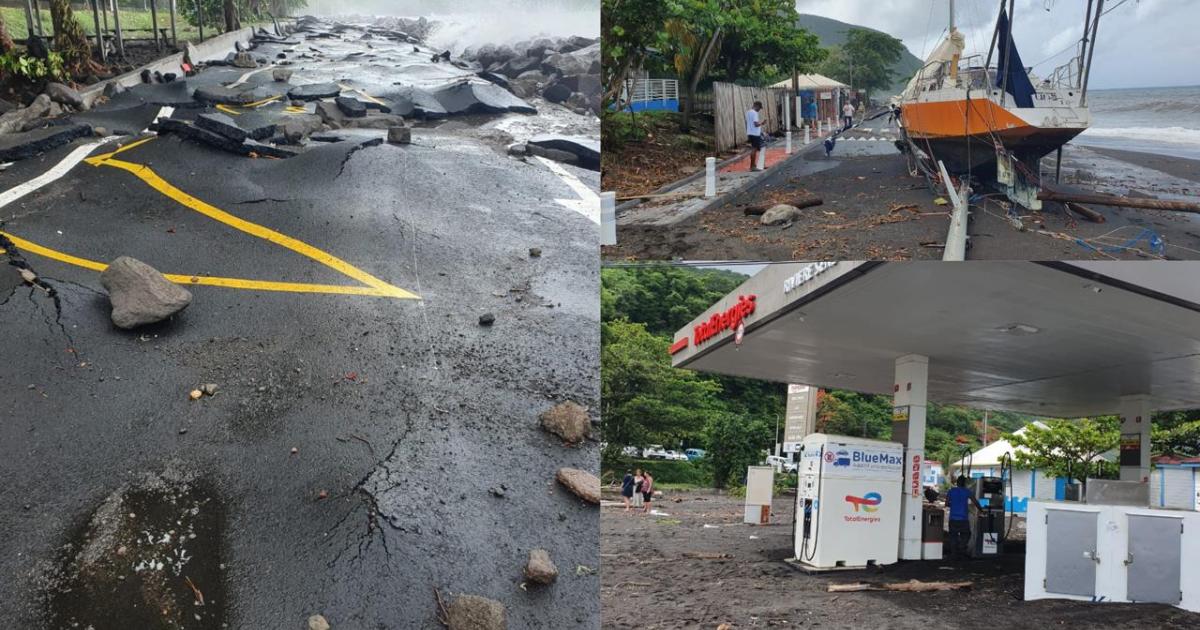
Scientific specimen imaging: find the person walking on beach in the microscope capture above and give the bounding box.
[632,468,645,509]
[621,470,635,512]
[745,101,764,171]
[842,101,855,130]
[641,471,655,513]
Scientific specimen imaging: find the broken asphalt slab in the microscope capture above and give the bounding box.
[287,82,343,101]
[0,123,93,161]
[528,134,599,171]
[430,81,537,115]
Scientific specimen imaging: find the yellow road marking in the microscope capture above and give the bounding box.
[10,138,418,299]
[215,104,243,116]
[338,83,386,106]
[215,95,283,117]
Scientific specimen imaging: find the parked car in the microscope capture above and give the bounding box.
[642,445,669,459]
[765,455,797,473]
[665,450,688,461]
[621,446,640,457]
[684,448,706,461]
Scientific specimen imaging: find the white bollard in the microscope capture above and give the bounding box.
[784,96,791,130]
[704,157,716,197]
[756,146,766,171]
[818,120,824,136]
[785,131,792,154]
[601,191,617,245]
[804,127,810,145]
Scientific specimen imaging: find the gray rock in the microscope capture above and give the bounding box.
[0,94,51,135]
[539,401,589,444]
[232,51,257,68]
[308,615,330,630]
[93,126,109,137]
[102,81,126,98]
[506,143,527,157]
[556,467,600,505]
[542,81,572,104]
[288,82,343,101]
[498,55,539,78]
[387,125,411,145]
[0,98,17,114]
[272,68,293,82]
[100,256,192,329]
[760,204,804,226]
[45,82,86,110]
[315,101,347,128]
[565,92,592,116]
[479,312,496,326]
[524,549,558,585]
[447,595,506,630]
[280,115,322,144]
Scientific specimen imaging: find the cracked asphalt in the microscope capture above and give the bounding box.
[0,21,599,630]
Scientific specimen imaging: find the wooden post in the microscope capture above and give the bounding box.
[22,0,34,39]
[1037,190,1200,213]
[150,0,160,50]
[90,0,106,62]
[169,0,177,47]
[196,0,204,42]
[112,0,125,58]
[31,0,43,36]
[1055,146,1063,184]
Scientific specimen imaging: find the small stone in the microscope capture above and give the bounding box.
[317,490,329,500]
[555,467,600,505]
[272,68,293,82]
[524,549,558,585]
[201,383,218,396]
[100,256,192,329]
[93,126,109,137]
[447,595,505,630]
[387,125,411,145]
[291,447,299,455]
[759,204,804,226]
[478,313,495,326]
[539,401,590,444]
[528,247,541,258]
[189,389,202,401]
[232,51,257,69]
[506,142,527,157]
[489,486,506,498]
[307,615,330,630]
[178,427,188,434]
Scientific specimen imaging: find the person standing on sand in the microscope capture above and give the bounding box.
[621,470,635,512]
[632,468,645,509]
[745,101,764,171]
[842,101,855,130]
[641,471,655,513]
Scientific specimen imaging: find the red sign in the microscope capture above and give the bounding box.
[668,337,689,355]
[910,455,921,498]
[693,294,757,346]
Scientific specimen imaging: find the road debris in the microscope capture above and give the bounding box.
[539,401,590,444]
[524,549,559,585]
[556,467,600,504]
[99,256,192,329]
[444,594,506,630]
[478,313,496,326]
[827,579,973,593]
[308,614,331,630]
[387,125,412,145]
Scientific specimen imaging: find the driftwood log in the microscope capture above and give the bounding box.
[827,579,973,593]
[1038,190,1200,213]
[741,196,823,216]
[1064,201,1106,223]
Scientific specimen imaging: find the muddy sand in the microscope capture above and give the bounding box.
[600,492,1199,629]
[605,136,1200,262]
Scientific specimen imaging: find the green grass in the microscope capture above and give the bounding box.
[2,7,203,43]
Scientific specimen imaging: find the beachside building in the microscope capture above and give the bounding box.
[769,73,847,125]
[1151,455,1200,511]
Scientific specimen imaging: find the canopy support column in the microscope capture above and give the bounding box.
[1118,395,1153,484]
[893,354,928,561]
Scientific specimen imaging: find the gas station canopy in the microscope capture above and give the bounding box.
[671,261,1200,418]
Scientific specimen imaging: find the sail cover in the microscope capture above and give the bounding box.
[899,28,965,100]
[995,8,1036,108]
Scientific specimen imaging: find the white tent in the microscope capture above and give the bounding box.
[947,421,1047,477]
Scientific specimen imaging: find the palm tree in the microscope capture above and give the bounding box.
[49,0,96,74]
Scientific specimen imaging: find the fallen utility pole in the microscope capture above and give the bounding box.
[828,580,973,593]
[1037,190,1200,214]
[1064,201,1105,223]
[742,196,823,215]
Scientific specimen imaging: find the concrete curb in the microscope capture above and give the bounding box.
[79,27,258,109]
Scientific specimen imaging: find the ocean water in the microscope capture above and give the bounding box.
[1074,85,1200,160]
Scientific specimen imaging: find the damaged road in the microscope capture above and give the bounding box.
[0,14,599,630]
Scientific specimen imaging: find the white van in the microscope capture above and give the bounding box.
[765,455,797,473]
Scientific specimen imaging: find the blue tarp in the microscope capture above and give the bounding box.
[994,8,1036,108]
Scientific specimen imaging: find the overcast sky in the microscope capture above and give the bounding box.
[794,0,1199,90]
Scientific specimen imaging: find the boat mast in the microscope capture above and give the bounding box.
[1080,0,1104,107]
[1079,0,1094,88]
[949,0,955,31]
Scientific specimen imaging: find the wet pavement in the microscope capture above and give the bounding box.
[0,16,599,630]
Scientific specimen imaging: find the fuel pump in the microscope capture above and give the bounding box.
[967,453,1014,558]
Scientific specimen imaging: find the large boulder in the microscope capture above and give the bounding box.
[541,81,572,104]
[100,256,192,329]
[0,94,51,134]
[498,55,540,79]
[45,82,86,110]
[447,595,506,630]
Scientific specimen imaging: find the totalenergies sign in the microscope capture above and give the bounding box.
[693,295,757,347]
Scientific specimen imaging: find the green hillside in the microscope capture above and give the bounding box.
[796,13,924,95]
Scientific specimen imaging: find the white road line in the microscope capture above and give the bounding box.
[0,137,118,213]
[231,66,272,87]
[535,155,599,224]
[141,106,175,133]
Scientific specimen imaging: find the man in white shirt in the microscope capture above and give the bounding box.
[842,101,855,130]
[745,101,764,171]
